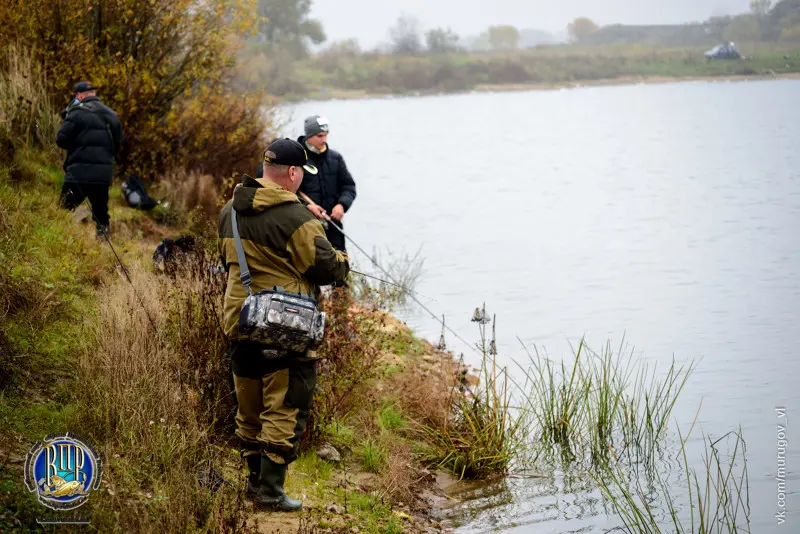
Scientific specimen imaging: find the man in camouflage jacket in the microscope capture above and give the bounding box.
[218,138,349,511]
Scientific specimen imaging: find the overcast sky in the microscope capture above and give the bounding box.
[310,0,753,46]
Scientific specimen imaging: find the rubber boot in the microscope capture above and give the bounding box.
[254,454,302,511]
[245,454,260,497]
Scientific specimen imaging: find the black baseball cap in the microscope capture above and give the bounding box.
[73,81,97,94]
[264,138,318,175]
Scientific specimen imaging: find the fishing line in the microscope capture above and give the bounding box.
[298,193,479,354]
[350,269,438,303]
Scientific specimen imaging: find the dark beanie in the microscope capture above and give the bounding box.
[304,115,330,137]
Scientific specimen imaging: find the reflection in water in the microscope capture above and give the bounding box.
[444,471,612,533]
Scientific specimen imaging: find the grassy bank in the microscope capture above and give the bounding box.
[0,44,507,533]
[273,43,800,100]
[0,147,483,532]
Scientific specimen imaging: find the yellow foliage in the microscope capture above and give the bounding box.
[0,0,269,180]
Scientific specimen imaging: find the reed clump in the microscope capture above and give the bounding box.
[518,338,694,467]
[415,305,529,479]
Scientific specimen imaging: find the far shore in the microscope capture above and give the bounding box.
[286,72,800,103]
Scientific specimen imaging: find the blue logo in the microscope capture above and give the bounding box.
[24,433,102,511]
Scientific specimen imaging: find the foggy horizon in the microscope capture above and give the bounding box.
[311,0,754,47]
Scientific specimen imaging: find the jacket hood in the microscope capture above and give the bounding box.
[232,174,299,214]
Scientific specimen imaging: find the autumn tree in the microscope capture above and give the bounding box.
[567,17,599,42]
[0,0,269,179]
[425,27,461,54]
[487,25,520,50]
[389,15,424,55]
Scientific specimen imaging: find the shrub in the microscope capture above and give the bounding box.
[165,251,235,432]
[414,309,529,480]
[158,170,223,231]
[302,289,385,451]
[0,0,271,180]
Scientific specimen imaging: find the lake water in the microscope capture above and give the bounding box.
[283,80,800,533]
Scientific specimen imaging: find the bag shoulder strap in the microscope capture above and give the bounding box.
[230,206,253,295]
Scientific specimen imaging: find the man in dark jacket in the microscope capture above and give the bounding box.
[297,115,356,252]
[56,81,123,237]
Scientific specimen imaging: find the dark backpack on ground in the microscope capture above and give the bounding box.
[153,236,198,274]
[122,175,159,210]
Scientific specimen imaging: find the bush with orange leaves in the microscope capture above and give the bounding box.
[0,0,271,181]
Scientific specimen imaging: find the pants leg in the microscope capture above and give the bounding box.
[259,360,317,464]
[233,355,317,466]
[233,374,264,454]
[85,185,110,227]
[60,182,85,211]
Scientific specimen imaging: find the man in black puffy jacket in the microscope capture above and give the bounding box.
[297,115,356,252]
[56,81,123,238]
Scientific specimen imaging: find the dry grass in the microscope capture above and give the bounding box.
[392,357,453,430]
[148,169,227,235]
[159,170,223,217]
[374,438,418,504]
[72,265,248,532]
[0,45,60,161]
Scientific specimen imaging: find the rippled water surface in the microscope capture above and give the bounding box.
[284,80,800,533]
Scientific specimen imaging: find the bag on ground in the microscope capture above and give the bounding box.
[121,174,159,210]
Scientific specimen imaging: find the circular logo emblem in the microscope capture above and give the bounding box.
[24,433,102,510]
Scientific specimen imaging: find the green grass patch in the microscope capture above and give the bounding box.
[380,328,426,359]
[0,164,109,391]
[292,451,334,483]
[320,419,358,449]
[334,489,404,534]
[360,438,386,473]
[378,403,406,432]
[0,397,76,439]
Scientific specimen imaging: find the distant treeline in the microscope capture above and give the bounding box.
[235,0,800,98]
[282,44,800,98]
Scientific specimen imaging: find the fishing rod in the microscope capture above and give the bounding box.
[70,183,158,332]
[298,192,479,354]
